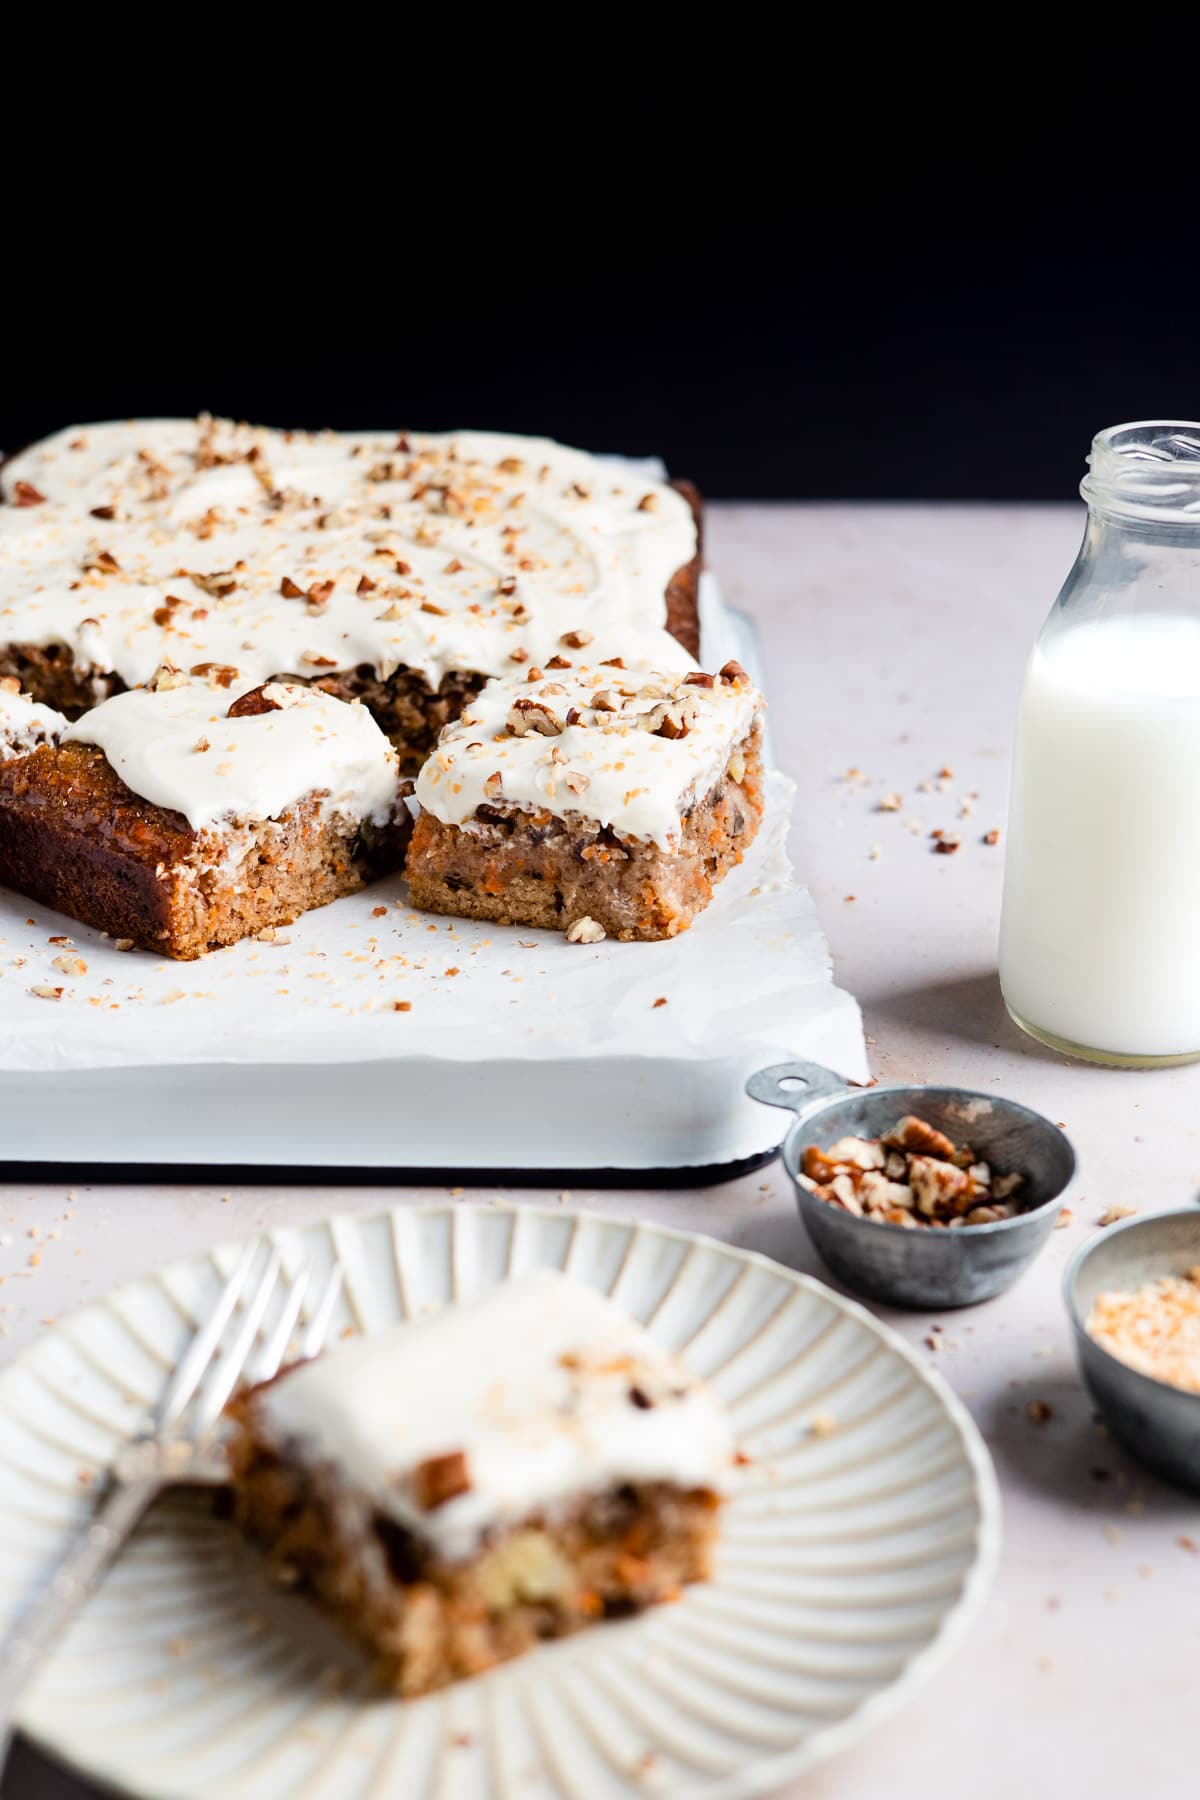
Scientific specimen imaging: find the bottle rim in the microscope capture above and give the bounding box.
[1081,420,1200,524]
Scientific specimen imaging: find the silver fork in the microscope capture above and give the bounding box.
[0,1242,344,1758]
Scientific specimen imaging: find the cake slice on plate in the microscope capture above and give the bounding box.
[0,668,408,958]
[227,1268,733,1696]
[407,658,765,941]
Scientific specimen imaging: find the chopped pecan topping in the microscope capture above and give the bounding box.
[307,579,335,608]
[636,492,659,511]
[802,1112,1025,1230]
[719,659,749,686]
[83,549,121,574]
[227,684,282,718]
[280,576,305,598]
[412,1450,471,1511]
[684,671,716,687]
[591,689,621,713]
[89,503,117,521]
[12,481,46,507]
[506,697,563,737]
[300,650,339,668]
[483,771,504,798]
[546,654,572,669]
[190,569,238,598]
[190,662,240,688]
[560,629,592,649]
[356,574,377,596]
[144,662,190,692]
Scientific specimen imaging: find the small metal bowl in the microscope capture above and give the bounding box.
[1065,1209,1200,1493]
[747,1059,1076,1309]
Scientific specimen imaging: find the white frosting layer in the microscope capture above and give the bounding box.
[253,1269,734,1563]
[63,679,399,833]
[0,685,63,760]
[415,663,762,847]
[0,420,697,693]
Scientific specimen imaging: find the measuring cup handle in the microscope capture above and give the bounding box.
[745,1060,848,1113]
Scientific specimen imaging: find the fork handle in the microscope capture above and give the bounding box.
[0,1472,161,1765]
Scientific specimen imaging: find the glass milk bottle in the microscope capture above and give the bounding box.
[999,421,1200,1066]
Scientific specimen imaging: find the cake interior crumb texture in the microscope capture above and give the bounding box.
[227,1270,733,1695]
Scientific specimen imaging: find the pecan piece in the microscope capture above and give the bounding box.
[566,916,606,944]
[12,481,46,507]
[719,658,750,686]
[506,697,563,737]
[227,684,282,718]
[190,661,240,688]
[190,569,238,598]
[412,1450,471,1511]
[884,1115,958,1162]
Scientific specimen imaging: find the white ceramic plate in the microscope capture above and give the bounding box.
[0,1205,1000,1798]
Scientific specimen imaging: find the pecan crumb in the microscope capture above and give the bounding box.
[566,916,606,944]
[412,1450,471,1510]
[227,684,282,719]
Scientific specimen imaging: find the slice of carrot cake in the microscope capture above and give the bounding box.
[0,420,701,759]
[0,669,408,958]
[407,659,765,941]
[227,1268,733,1696]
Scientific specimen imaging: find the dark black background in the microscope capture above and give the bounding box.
[5,48,1196,502]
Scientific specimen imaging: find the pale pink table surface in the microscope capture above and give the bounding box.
[2,504,1195,1799]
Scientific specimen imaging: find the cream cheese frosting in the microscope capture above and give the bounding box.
[0,683,63,760]
[252,1268,733,1563]
[63,677,400,833]
[415,661,762,848]
[0,419,697,694]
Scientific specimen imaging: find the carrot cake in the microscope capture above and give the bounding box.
[407,658,765,940]
[0,420,701,763]
[227,1268,732,1696]
[0,669,408,958]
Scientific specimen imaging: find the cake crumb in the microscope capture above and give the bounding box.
[1098,1205,1137,1227]
[566,916,606,944]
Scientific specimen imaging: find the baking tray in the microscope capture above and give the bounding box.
[0,592,866,1181]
